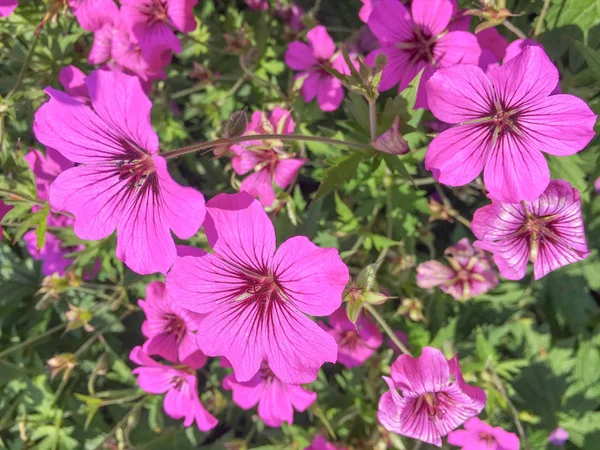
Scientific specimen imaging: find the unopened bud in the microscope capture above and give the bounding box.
[225,109,248,139]
[372,117,409,155]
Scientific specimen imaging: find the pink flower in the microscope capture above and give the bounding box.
[378,347,486,447]
[320,307,383,369]
[416,238,498,300]
[274,1,305,31]
[231,107,306,206]
[0,200,13,235]
[548,427,569,446]
[130,346,218,431]
[58,65,90,103]
[359,0,380,23]
[68,0,118,32]
[121,0,197,61]
[472,180,589,280]
[223,362,317,427]
[285,25,350,112]
[0,0,17,17]
[33,69,205,275]
[425,46,596,203]
[477,27,508,72]
[367,0,481,109]
[167,192,349,384]
[504,38,541,62]
[139,280,207,367]
[244,0,268,10]
[595,177,600,193]
[305,435,348,450]
[448,417,519,450]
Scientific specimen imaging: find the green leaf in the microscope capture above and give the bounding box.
[0,242,39,310]
[381,154,415,187]
[575,41,600,81]
[314,152,367,201]
[400,69,424,128]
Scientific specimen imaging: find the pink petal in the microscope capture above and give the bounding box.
[25,148,73,202]
[285,42,317,71]
[288,384,317,412]
[274,158,305,189]
[231,149,262,175]
[89,22,114,65]
[240,169,276,207]
[273,236,348,316]
[300,71,321,102]
[306,25,335,61]
[476,27,508,61]
[144,333,179,363]
[68,0,118,32]
[269,107,295,134]
[504,38,540,62]
[163,383,189,419]
[58,65,89,102]
[391,347,450,396]
[132,366,174,394]
[179,333,208,369]
[416,260,455,289]
[368,0,413,44]
[434,31,482,68]
[411,0,453,37]
[316,75,344,112]
[223,373,264,409]
[167,0,198,33]
[257,379,295,427]
[24,231,73,276]
[0,0,17,17]
[374,48,418,92]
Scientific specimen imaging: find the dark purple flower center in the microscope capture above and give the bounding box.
[138,0,168,22]
[116,153,159,194]
[339,330,360,349]
[171,375,186,390]
[398,27,438,66]
[164,313,187,341]
[415,392,450,419]
[479,432,496,444]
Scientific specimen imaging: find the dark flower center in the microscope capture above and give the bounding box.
[139,0,168,22]
[490,107,519,139]
[116,154,158,193]
[415,391,452,419]
[397,28,438,66]
[339,330,360,349]
[479,432,496,444]
[171,375,185,390]
[164,313,187,341]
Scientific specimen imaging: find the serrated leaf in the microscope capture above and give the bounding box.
[575,41,600,81]
[381,153,415,187]
[314,152,366,201]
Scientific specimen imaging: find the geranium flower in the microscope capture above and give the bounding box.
[416,238,498,300]
[477,27,508,72]
[67,0,118,32]
[231,107,306,206]
[0,0,17,17]
[378,346,486,447]
[448,417,519,450]
[367,0,481,108]
[33,69,206,275]
[58,65,90,103]
[305,435,348,450]
[121,0,197,61]
[167,192,349,384]
[0,200,13,235]
[139,280,206,367]
[319,307,383,369]
[425,46,596,203]
[130,346,218,431]
[285,25,351,112]
[548,427,569,446]
[223,361,317,427]
[472,180,589,280]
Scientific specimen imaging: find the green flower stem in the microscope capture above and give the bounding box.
[503,20,527,40]
[364,303,412,357]
[368,100,378,142]
[0,323,66,360]
[535,0,551,37]
[91,397,146,450]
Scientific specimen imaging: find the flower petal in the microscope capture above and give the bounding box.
[285,42,317,71]
[274,158,306,189]
[368,0,413,44]
[416,260,456,289]
[411,0,453,37]
[240,169,276,207]
[167,0,198,33]
[257,379,294,427]
[306,25,335,61]
[390,347,450,396]
[316,75,344,112]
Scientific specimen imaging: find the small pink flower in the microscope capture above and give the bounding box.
[548,427,569,446]
[378,347,486,447]
[68,0,118,31]
[274,1,305,31]
[231,107,306,206]
[139,280,206,367]
[167,192,349,384]
[223,361,316,427]
[244,0,268,10]
[305,435,348,450]
[0,0,17,17]
[33,69,206,275]
[320,307,383,369]
[285,25,350,112]
[130,346,218,431]
[448,417,520,450]
[367,0,481,109]
[472,180,589,280]
[0,200,13,235]
[416,238,498,300]
[425,46,596,203]
[121,0,197,61]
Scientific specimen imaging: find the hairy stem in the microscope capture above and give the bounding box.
[503,20,528,39]
[368,101,378,142]
[364,303,412,356]
[0,323,66,360]
[534,0,551,37]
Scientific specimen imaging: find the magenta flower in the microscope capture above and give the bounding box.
[0,200,13,235]
[305,435,348,450]
[504,38,541,62]
[477,27,508,72]
[319,307,383,369]
[130,346,218,431]
[167,192,349,384]
[448,417,519,450]
[472,180,589,280]
[416,238,498,300]
[231,107,306,206]
[285,25,350,112]
[139,280,206,367]
[548,427,569,446]
[223,362,317,427]
[367,0,481,109]
[0,0,17,17]
[425,46,596,203]
[33,69,206,275]
[68,0,118,32]
[244,0,268,10]
[121,0,197,61]
[378,347,486,447]
[359,0,380,23]
[58,65,90,103]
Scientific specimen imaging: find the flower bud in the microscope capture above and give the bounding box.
[47,353,76,380]
[225,109,248,139]
[372,117,409,155]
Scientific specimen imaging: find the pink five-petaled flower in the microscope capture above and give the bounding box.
[130,346,217,431]
[548,427,569,446]
[472,180,589,280]
[285,25,350,112]
[121,0,197,61]
[319,307,383,369]
[448,417,520,450]
[139,280,207,367]
[167,192,349,384]
[367,0,481,109]
[378,346,486,447]
[0,0,17,17]
[305,435,348,450]
[425,46,597,203]
[416,238,498,301]
[33,69,206,275]
[67,0,118,32]
[231,107,306,207]
[223,361,317,428]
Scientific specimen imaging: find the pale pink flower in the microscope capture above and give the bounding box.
[121,0,197,61]
[33,69,205,275]
[305,435,348,450]
[416,238,498,300]
[139,280,207,367]
[285,25,351,112]
[448,417,519,450]
[548,427,569,446]
[223,361,317,427]
[231,107,306,206]
[367,0,481,109]
[167,192,349,384]
[130,346,218,431]
[68,0,118,31]
[0,0,17,17]
[425,46,596,203]
[0,200,13,235]
[378,347,486,447]
[320,307,383,369]
[472,180,589,280]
